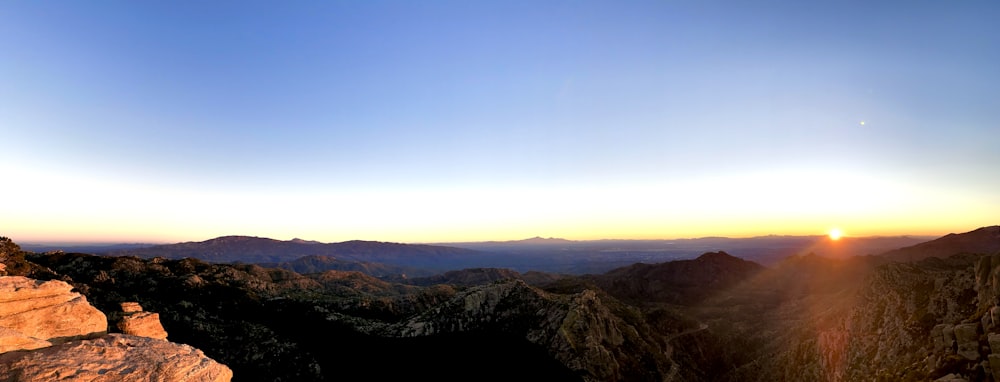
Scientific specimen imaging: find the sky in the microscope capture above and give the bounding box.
[1,1,998,244]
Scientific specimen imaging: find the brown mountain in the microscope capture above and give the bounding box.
[108,235,484,270]
[590,251,765,305]
[880,226,1000,262]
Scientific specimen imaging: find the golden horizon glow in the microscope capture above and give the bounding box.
[1,163,995,245]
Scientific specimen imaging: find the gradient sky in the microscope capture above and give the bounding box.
[2,1,998,243]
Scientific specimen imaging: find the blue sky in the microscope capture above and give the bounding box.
[1,1,998,243]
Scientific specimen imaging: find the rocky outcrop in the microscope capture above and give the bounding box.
[0,276,107,347]
[0,275,231,381]
[393,279,670,381]
[117,302,169,340]
[0,333,233,382]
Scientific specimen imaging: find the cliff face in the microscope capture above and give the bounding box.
[0,276,232,382]
[744,253,1000,382]
[393,279,671,382]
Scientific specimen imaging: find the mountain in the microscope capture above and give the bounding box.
[881,226,1000,263]
[441,234,930,271]
[261,255,434,278]
[591,251,765,305]
[107,235,485,270]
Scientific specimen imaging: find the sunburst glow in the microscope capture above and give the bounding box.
[829,228,843,241]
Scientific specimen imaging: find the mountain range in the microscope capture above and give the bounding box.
[3,226,999,381]
[34,232,936,276]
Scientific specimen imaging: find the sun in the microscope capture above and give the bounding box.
[828,228,843,241]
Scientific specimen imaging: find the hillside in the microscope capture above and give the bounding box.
[591,251,765,305]
[881,226,1000,263]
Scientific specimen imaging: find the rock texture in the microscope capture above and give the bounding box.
[392,279,670,381]
[0,276,107,346]
[0,326,52,353]
[0,333,233,382]
[117,302,169,340]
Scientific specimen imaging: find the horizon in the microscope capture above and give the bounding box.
[8,228,957,247]
[3,2,998,244]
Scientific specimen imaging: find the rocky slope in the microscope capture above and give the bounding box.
[882,226,1000,263]
[706,229,1000,382]
[390,279,671,381]
[261,254,434,277]
[0,334,232,382]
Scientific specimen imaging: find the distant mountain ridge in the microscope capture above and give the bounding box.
[99,232,942,276]
[880,226,1000,262]
[106,235,484,270]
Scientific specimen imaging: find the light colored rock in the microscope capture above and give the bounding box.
[118,312,168,340]
[121,302,143,314]
[0,276,106,344]
[954,323,980,360]
[0,333,232,382]
[0,327,51,354]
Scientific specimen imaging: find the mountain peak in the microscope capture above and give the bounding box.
[516,236,572,244]
[695,251,740,262]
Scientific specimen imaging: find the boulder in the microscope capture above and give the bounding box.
[0,276,106,344]
[954,323,980,360]
[0,333,233,382]
[117,302,168,340]
[121,301,143,314]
